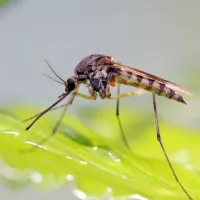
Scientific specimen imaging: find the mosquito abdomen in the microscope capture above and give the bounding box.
[114,71,186,104]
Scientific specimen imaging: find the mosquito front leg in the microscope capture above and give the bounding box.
[37,91,96,114]
[24,93,77,153]
[74,92,96,100]
[51,92,77,134]
[73,80,97,100]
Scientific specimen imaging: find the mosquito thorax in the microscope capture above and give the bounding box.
[74,54,114,76]
[73,54,117,99]
[76,73,87,82]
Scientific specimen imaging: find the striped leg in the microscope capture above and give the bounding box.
[152,94,192,199]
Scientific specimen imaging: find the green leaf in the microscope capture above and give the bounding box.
[0,0,11,7]
[0,106,199,199]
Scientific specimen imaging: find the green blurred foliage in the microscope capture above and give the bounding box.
[0,0,10,7]
[0,106,199,200]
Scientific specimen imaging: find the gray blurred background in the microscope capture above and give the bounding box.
[0,0,200,199]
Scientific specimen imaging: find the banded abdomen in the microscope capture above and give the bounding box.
[112,71,186,104]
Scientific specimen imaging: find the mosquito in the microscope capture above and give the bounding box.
[24,54,193,199]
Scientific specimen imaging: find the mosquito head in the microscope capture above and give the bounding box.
[64,76,78,93]
[25,75,78,131]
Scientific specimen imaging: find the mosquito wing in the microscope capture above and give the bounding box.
[112,62,192,95]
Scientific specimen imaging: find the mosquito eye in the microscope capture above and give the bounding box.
[66,78,75,91]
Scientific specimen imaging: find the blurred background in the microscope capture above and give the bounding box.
[0,0,199,199]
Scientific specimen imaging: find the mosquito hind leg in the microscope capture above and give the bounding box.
[152,93,193,200]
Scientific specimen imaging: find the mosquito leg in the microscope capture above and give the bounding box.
[23,93,76,153]
[24,90,97,124]
[152,93,192,200]
[108,89,146,100]
[40,92,96,141]
[24,91,97,152]
[23,93,78,123]
[74,92,96,100]
[25,93,69,131]
[47,92,96,142]
[75,87,130,150]
[115,84,131,150]
[51,93,76,135]
[107,88,145,149]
